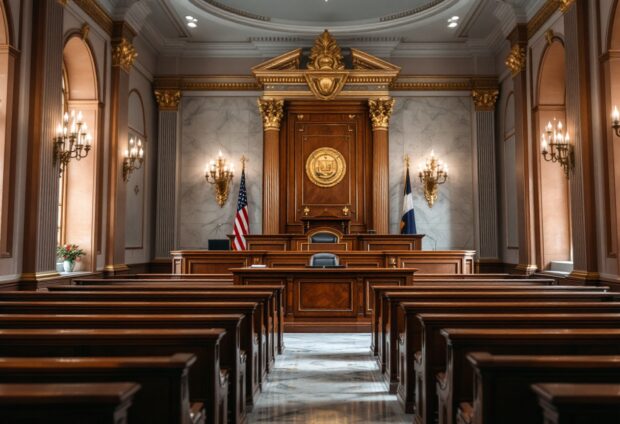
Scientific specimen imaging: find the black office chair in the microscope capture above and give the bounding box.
[309,252,340,267]
[310,232,338,243]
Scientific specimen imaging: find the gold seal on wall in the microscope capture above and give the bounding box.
[305,147,346,188]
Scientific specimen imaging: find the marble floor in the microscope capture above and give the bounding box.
[246,333,414,424]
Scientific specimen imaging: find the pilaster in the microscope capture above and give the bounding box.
[258,98,284,234]
[21,0,65,281]
[154,89,181,259]
[369,98,394,235]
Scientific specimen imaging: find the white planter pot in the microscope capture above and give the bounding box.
[62,260,75,272]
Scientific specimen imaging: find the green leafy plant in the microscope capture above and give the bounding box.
[56,244,85,262]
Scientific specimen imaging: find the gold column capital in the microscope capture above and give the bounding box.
[154,89,182,111]
[505,44,526,77]
[258,98,284,131]
[368,98,395,130]
[112,38,137,73]
[472,89,499,111]
[557,0,575,13]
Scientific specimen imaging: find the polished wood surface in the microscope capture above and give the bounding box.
[232,266,415,331]
[236,233,423,251]
[171,250,475,275]
[283,101,372,234]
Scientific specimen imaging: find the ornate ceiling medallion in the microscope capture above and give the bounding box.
[305,147,347,188]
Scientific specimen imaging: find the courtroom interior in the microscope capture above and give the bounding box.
[0,0,620,423]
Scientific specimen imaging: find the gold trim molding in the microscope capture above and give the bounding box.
[472,89,499,111]
[73,0,114,35]
[557,0,575,13]
[506,45,527,77]
[154,90,181,111]
[112,38,137,73]
[368,98,395,130]
[257,98,284,130]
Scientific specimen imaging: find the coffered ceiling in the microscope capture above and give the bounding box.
[98,0,547,59]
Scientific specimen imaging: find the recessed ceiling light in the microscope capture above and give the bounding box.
[185,16,194,21]
[447,16,459,28]
[450,16,459,21]
[187,22,197,28]
[448,22,458,28]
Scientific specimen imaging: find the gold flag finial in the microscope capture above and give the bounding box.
[240,155,248,171]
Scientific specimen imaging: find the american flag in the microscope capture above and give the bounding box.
[232,167,250,250]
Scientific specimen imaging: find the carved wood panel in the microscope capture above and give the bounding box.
[282,101,372,233]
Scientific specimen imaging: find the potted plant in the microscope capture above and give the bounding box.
[56,244,85,273]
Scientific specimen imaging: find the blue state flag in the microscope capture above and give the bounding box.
[400,167,417,234]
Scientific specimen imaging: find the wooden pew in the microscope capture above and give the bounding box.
[50,283,286,356]
[0,301,262,408]
[0,328,227,424]
[531,383,620,424]
[413,314,620,424]
[415,273,513,280]
[437,328,620,424]
[0,354,201,424]
[0,314,245,424]
[0,382,141,424]
[456,354,620,424]
[370,280,555,355]
[380,289,614,392]
[0,290,275,378]
[397,301,620,414]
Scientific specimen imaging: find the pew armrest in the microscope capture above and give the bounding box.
[436,372,447,390]
[414,351,422,365]
[190,402,205,424]
[456,402,474,424]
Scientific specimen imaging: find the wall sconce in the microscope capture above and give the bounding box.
[418,150,448,208]
[541,118,574,177]
[54,110,92,174]
[122,136,144,182]
[205,150,234,207]
[612,106,620,137]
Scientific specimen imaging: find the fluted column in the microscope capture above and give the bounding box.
[369,98,394,234]
[154,90,181,259]
[472,89,500,261]
[563,0,599,283]
[258,98,284,234]
[506,25,537,274]
[21,0,65,282]
[104,23,137,273]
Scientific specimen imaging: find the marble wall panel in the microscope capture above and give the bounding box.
[179,97,263,248]
[389,96,475,250]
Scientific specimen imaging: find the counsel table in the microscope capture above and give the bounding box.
[231,267,417,331]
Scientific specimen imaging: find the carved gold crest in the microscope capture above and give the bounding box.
[305,147,346,188]
[305,30,349,101]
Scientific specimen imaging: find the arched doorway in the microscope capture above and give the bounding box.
[0,0,16,257]
[533,39,572,272]
[60,35,100,271]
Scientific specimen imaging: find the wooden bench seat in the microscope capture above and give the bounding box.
[454,354,620,424]
[396,301,620,414]
[437,329,620,424]
[371,280,555,355]
[50,283,286,356]
[0,328,228,424]
[0,301,262,408]
[0,314,247,424]
[380,289,615,392]
[0,382,141,424]
[0,354,201,424]
[0,290,275,378]
[531,383,620,424]
[413,314,620,424]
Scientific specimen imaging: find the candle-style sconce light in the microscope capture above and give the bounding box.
[53,110,92,174]
[540,118,574,177]
[418,150,448,208]
[205,150,234,207]
[122,136,144,182]
[612,105,620,137]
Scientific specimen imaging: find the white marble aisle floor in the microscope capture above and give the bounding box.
[246,333,415,424]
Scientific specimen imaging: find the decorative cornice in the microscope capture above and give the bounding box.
[527,0,560,39]
[112,38,137,73]
[505,44,527,77]
[257,98,284,131]
[154,90,181,111]
[472,89,499,111]
[368,98,395,130]
[73,0,114,36]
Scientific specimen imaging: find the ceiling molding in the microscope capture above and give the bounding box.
[526,0,560,39]
[72,0,114,35]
